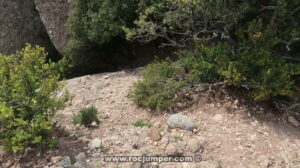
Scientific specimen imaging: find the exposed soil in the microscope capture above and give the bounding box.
[1,68,300,168]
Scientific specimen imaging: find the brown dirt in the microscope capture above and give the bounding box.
[1,68,300,168]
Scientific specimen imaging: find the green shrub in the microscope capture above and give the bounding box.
[129,0,300,109]
[179,37,299,100]
[66,0,138,71]
[0,44,70,152]
[73,106,100,127]
[129,60,186,111]
[177,42,232,83]
[130,39,299,110]
[220,20,300,100]
[67,0,137,45]
[130,120,152,128]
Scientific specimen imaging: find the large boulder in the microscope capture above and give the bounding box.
[0,0,51,55]
[34,0,72,54]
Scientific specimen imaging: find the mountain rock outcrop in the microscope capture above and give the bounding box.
[0,0,51,55]
[34,0,72,54]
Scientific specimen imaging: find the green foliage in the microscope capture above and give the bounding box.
[129,0,300,109]
[221,20,299,100]
[179,36,299,100]
[126,0,247,46]
[130,120,152,128]
[178,42,232,83]
[131,39,299,110]
[129,60,186,111]
[67,0,137,44]
[73,106,100,127]
[0,44,70,152]
[66,0,139,74]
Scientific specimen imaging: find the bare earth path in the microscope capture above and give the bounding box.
[50,69,300,168]
[3,69,297,168]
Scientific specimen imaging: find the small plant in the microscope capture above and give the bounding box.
[129,59,186,111]
[131,120,152,128]
[173,135,183,141]
[73,106,100,127]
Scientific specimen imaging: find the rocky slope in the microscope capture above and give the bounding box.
[2,69,300,168]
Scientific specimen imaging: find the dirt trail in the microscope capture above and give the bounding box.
[2,69,300,168]
[53,69,300,168]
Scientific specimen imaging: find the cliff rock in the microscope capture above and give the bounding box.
[34,0,72,54]
[0,0,50,55]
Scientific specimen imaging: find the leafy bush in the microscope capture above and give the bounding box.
[129,0,300,109]
[177,42,232,83]
[73,106,100,127]
[67,0,137,45]
[131,39,299,110]
[0,44,70,152]
[221,20,300,100]
[66,0,138,71]
[129,59,186,111]
[126,0,247,46]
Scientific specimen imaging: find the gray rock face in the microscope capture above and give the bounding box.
[34,0,72,54]
[0,0,50,55]
[167,114,197,130]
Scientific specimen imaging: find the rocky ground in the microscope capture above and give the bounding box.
[1,69,300,168]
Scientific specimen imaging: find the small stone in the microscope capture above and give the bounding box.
[75,152,86,162]
[187,139,201,153]
[74,152,92,168]
[60,156,72,168]
[92,153,101,158]
[153,122,161,128]
[51,156,62,164]
[192,129,198,133]
[165,142,184,156]
[90,121,98,127]
[213,114,223,121]
[176,102,185,108]
[149,127,161,141]
[165,143,177,156]
[160,138,169,149]
[167,114,197,130]
[74,131,85,137]
[288,116,300,127]
[88,138,102,150]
